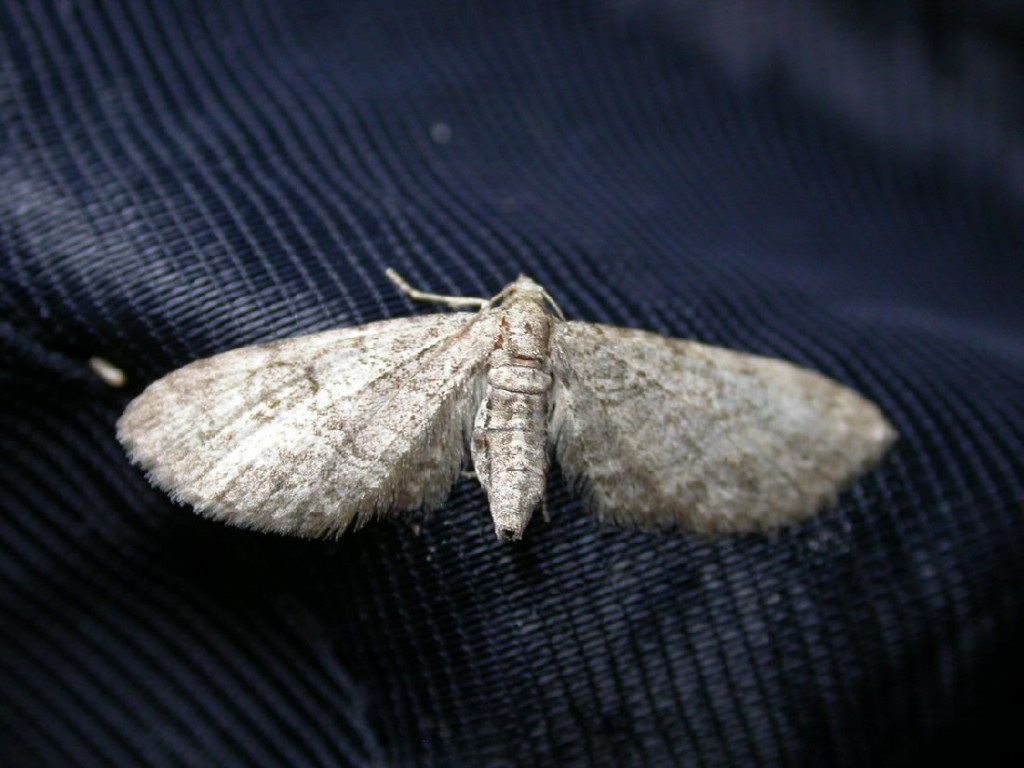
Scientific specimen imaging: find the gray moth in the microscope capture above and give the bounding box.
[117,270,896,541]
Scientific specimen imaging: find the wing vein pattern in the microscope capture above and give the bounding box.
[550,321,894,533]
[118,313,498,536]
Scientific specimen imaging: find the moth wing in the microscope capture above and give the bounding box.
[118,312,498,537]
[550,321,896,533]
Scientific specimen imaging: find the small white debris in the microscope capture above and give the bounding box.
[90,357,126,388]
[429,122,453,145]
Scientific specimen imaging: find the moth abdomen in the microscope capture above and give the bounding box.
[468,295,555,540]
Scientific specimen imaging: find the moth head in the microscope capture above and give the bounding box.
[499,276,565,320]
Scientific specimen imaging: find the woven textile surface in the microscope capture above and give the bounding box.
[2,1,1022,765]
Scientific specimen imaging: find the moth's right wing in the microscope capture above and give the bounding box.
[550,321,896,534]
[118,312,498,537]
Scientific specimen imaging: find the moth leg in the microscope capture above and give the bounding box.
[460,470,478,480]
[386,268,490,310]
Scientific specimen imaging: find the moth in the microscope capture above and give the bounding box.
[118,270,896,541]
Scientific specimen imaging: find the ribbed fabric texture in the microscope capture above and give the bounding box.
[1,1,1022,765]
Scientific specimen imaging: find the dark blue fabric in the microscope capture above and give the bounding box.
[2,1,1022,765]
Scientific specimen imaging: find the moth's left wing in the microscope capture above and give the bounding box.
[118,312,498,537]
[550,322,896,533]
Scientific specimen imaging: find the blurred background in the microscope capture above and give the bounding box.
[2,1,1022,765]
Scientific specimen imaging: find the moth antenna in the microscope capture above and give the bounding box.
[385,268,490,311]
[540,287,565,321]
